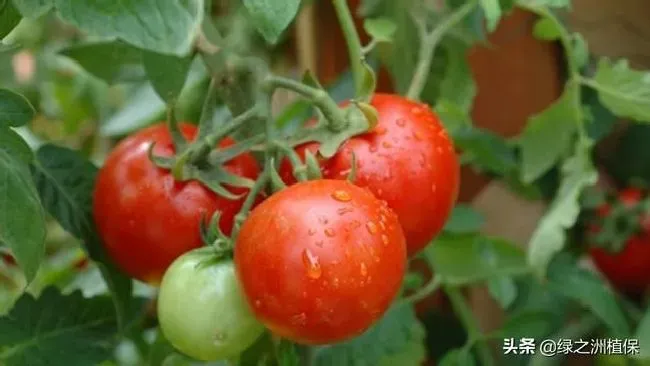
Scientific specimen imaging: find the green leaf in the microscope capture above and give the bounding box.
[443,204,485,234]
[242,0,301,44]
[364,17,397,43]
[487,275,517,309]
[436,39,476,113]
[520,0,572,7]
[60,41,144,83]
[0,126,33,163]
[439,348,475,366]
[426,234,528,285]
[454,127,518,176]
[532,17,560,40]
[633,306,650,360]
[54,0,205,56]
[143,52,193,103]
[479,0,501,32]
[0,149,45,282]
[277,340,300,366]
[490,311,557,340]
[571,33,589,70]
[0,88,35,127]
[0,0,21,38]
[11,0,52,17]
[547,255,631,337]
[527,139,597,276]
[590,58,650,123]
[0,287,119,365]
[311,304,426,366]
[31,145,133,330]
[435,99,472,134]
[519,89,578,183]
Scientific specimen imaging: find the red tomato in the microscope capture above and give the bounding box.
[589,188,650,294]
[234,179,406,345]
[279,94,460,256]
[93,123,260,285]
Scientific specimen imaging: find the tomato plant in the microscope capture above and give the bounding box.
[157,247,264,361]
[93,122,259,285]
[279,94,459,256]
[2,0,650,365]
[235,179,406,345]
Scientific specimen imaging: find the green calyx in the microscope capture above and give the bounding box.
[589,193,650,253]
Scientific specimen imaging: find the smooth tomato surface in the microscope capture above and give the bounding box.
[93,123,259,285]
[280,94,459,256]
[234,179,407,345]
[589,188,650,294]
[158,248,264,361]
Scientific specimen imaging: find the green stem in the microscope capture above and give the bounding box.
[401,276,442,304]
[264,75,348,131]
[331,0,365,97]
[166,105,187,153]
[274,141,308,181]
[527,315,600,366]
[196,77,219,140]
[406,2,476,100]
[446,286,495,366]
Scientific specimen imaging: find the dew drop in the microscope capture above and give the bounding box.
[318,215,329,225]
[291,313,307,326]
[432,184,437,193]
[360,262,368,276]
[315,240,324,248]
[213,333,228,346]
[333,277,340,288]
[325,228,336,237]
[366,221,379,234]
[411,107,423,115]
[302,249,322,279]
[308,228,317,236]
[382,141,393,149]
[436,146,443,154]
[375,126,387,135]
[438,129,448,139]
[374,255,381,263]
[255,300,262,308]
[381,234,389,246]
[412,131,422,141]
[379,220,386,230]
[369,145,378,153]
[332,190,352,202]
[396,118,406,127]
[351,220,362,229]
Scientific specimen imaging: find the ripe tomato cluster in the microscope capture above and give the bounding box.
[92,94,459,360]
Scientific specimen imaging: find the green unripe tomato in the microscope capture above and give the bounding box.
[157,247,264,361]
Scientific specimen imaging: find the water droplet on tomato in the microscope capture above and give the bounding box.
[379,220,386,230]
[412,131,422,141]
[411,107,423,115]
[255,300,262,308]
[302,249,322,279]
[360,262,368,276]
[325,228,336,237]
[382,141,393,149]
[396,118,406,127]
[308,228,316,236]
[375,126,387,135]
[351,220,361,229]
[333,277,340,288]
[213,333,228,346]
[318,215,329,225]
[432,184,437,193]
[366,221,378,234]
[332,190,352,202]
[315,240,324,248]
[369,145,378,153]
[291,313,307,326]
[374,255,380,263]
[381,234,389,246]
[337,207,354,215]
[436,147,443,154]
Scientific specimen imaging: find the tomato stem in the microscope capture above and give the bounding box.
[445,286,495,366]
[165,104,187,153]
[264,75,348,131]
[196,77,220,140]
[406,2,476,101]
[401,276,442,304]
[331,0,365,98]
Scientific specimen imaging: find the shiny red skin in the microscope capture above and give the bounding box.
[93,123,260,285]
[589,188,650,294]
[234,179,407,345]
[279,94,460,256]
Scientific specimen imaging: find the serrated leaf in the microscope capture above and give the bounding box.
[532,17,560,40]
[426,234,528,285]
[443,204,484,234]
[242,0,301,44]
[527,140,597,277]
[0,126,33,163]
[479,0,501,32]
[0,287,119,365]
[31,145,133,330]
[143,52,193,103]
[54,0,204,56]
[487,275,517,309]
[364,17,397,43]
[435,99,472,134]
[0,0,21,38]
[60,41,144,83]
[454,127,518,175]
[11,0,52,17]
[547,255,630,337]
[591,58,650,123]
[520,89,578,183]
[311,304,426,366]
[633,306,650,360]
[0,88,35,127]
[0,149,45,282]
